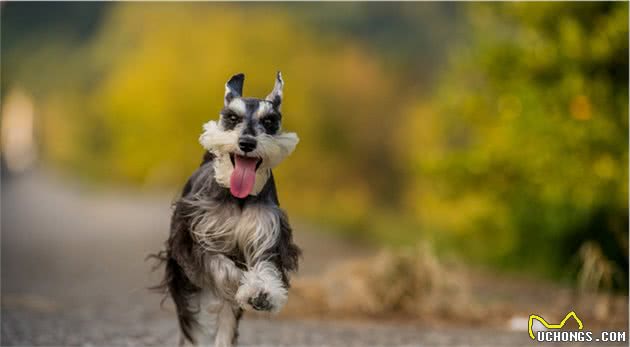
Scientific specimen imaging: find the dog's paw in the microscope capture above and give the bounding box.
[235,281,286,313]
[248,291,273,311]
[235,262,287,313]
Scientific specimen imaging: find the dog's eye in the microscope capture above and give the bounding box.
[260,116,279,134]
[223,112,240,123]
[261,118,277,130]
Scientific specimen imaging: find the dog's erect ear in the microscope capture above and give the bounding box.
[225,73,245,106]
[265,71,284,109]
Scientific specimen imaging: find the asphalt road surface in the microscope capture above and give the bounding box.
[1,171,624,346]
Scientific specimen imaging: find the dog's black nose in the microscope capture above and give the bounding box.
[238,137,257,153]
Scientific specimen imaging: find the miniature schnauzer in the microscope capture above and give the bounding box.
[152,72,301,346]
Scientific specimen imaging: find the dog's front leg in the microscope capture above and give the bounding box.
[173,249,243,300]
[203,253,243,299]
[233,205,288,313]
[186,255,242,347]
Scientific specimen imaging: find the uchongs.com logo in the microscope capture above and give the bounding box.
[528,311,627,343]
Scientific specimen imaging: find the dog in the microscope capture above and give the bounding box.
[152,72,301,346]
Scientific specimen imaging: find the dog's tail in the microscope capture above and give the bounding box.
[147,251,200,345]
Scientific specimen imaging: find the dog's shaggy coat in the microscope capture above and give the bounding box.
[151,72,300,347]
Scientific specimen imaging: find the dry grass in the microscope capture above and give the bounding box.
[576,241,623,321]
[282,243,478,323]
[274,241,628,330]
[577,241,620,293]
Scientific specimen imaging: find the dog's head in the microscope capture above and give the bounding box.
[200,72,299,198]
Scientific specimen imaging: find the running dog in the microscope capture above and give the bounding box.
[153,72,300,346]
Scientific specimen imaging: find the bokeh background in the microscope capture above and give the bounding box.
[1,2,628,346]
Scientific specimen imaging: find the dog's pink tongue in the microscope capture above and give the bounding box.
[230,155,258,198]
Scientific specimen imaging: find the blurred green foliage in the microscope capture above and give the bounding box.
[401,3,628,282]
[1,3,627,285]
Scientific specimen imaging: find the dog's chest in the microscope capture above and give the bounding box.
[191,202,279,263]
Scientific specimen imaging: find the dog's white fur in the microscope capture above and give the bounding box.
[190,200,240,256]
[226,98,247,114]
[254,101,273,119]
[236,204,281,265]
[198,120,298,197]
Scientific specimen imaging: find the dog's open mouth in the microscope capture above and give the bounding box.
[229,154,262,198]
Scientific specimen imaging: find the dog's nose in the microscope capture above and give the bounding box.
[238,137,257,153]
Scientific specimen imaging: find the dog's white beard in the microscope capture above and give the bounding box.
[199,121,299,196]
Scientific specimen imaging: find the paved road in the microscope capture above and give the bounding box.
[1,172,623,346]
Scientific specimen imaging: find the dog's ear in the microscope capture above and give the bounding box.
[225,73,245,106]
[265,71,284,109]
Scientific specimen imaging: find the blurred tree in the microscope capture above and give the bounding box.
[401,2,628,286]
[17,3,408,233]
[282,2,465,88]
[1,2,108,96]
